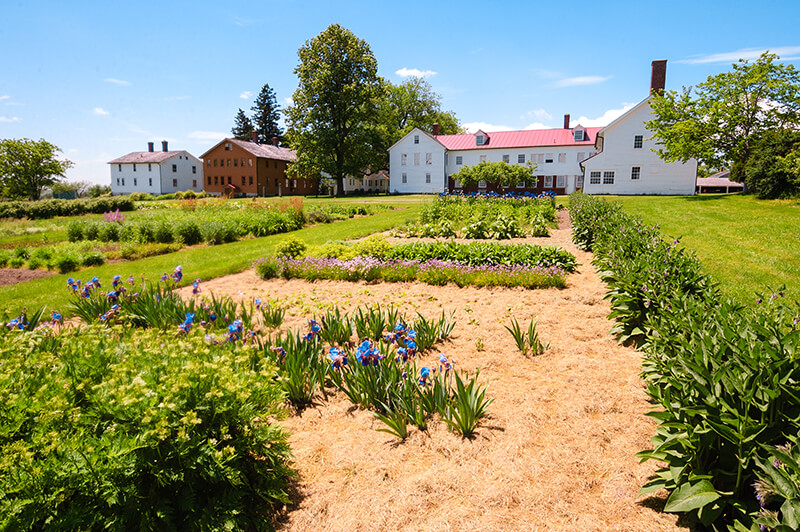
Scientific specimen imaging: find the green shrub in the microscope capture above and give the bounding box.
[30,247,53,262]
[174,220,202,245]
[8,257,24,268]
[0,251,9,267]
[66,221,84,242]
[254,258,279,279]
[13,246,30,260]
[83,222,100,241]
[81,252,105,267]
[53,254,79,273]
[352,234,392,259]
[317,241,358,261]
[26,257,43,269]
[276,236,306,259]
[183,189,196,199]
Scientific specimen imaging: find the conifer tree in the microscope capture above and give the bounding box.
[251,84,283,144]
[231,108,254,141]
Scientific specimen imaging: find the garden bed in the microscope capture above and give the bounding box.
[178,214,686,531]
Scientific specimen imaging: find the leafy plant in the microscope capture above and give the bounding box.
[442,371,493,437]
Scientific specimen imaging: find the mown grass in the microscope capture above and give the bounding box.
[611,194,800,303]
[0,205,421,316]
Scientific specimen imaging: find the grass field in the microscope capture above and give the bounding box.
[0,204,422,315]
[611,194,800,303]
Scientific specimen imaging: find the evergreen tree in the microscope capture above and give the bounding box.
[251,84,283,144]
[231,108,254,141]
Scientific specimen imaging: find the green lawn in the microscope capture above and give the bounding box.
[0,204,421,316]
[611,194,800,303]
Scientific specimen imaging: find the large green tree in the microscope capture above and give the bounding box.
[231,108,255,141]
[0,138,73,200]
[450,161,536,188]
[285,24,384,196]
[743,129,800,198]
[380,76,461,140]
[647,52,800,181]
[251,84,283,144]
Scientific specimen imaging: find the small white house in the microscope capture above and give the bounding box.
[108,141,204,196]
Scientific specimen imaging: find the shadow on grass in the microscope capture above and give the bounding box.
[637,493,704,530]
[684,193,741,202]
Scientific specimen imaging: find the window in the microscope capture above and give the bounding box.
[476,134,484,145]
[149,178,152,186]
[516,180,525,188]
[425,173,431,184]
[414,153,420,165]
[274,161,278,169]
[634,135,643,149]
[228,177,232,184]
[401,153,407,165]
[456,155,463,165]
[577,152,585,161]
[118,164,121,171]
[249,158,253,167]
[603,171,615,184]
[536,154,544,164]
[425,153,432,165]
[545,153,554,163]
[502,154,509,163]
[192,179,197,188]
[275,178,278,186]
[589,171,601,185]
[116,178,120,185]
[242,176,246,186]
[208,176,211,185]
[133,178,137,186]
[207,159,212,166]
[121,178,125,186]
[544,176,554,188]
[173,179,178,187]
[479,155,486,163]
[224,143,232,151]
[234,159,238,167]
[148,164,152,171]
[518,154,525,164]
[214,159,218,167]
[557,175,566,188]
[402,173,407,184]
[414,135,419,144]
[558,153,566,163]
[214,176,219,185]
[133,164,136,172]
[631,166,641,180]
[172,164,177,173]
[577,176,584,188]
[240,159,244,166]
[192,166,196,174]
[227,159,231,167]
[574,130,584,141]
[478,180,487,188]
[249,176,253,185]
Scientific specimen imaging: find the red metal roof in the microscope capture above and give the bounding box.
[435,127,602,151]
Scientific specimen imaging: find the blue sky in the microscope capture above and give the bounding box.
[2,0,799,185]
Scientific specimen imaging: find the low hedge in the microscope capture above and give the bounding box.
[0,197,135,220]
[569,192,800,530]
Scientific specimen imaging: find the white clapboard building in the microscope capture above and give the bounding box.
[109,141,204,196]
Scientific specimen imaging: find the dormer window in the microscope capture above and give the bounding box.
[573,125,586,142]
[476,134,484,145]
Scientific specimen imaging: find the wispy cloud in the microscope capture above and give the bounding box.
[0,95,9,102]
[677,46,800,64]
[396,67,437,78]
[104,78,131,86]
[571,103,636,127]
[240,91,252,100]
[523,122,550,130]
[554,75,612,88]
[93,107,110,116]
[232,16,259,27]
[188,131,227,141]
[462,122,515,133]
[0,116,21,123]
[283,97,294,106]
[521,108,552,122]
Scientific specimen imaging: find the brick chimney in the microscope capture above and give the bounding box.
[651,60,667,95]
[563,114,571,129]
[147,142,154,152]
[161,140,168,152]
[251,130,258,143]
[272,137,278,146]
[432,123,440,136]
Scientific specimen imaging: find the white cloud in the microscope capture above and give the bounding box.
[678,46,800,64]
[104,78,131,86]
[395,67,437,78]
[283,96,293,106]
[93,107,110,116]
[240,91,252,100]
[0,116,21,123]
[521,108,552,122]
[188,131,227,141]
[0,95,9,101]
[570,103,637,128]
[523,122,550,130]
[462,121,515,133]
[554,75,612,88]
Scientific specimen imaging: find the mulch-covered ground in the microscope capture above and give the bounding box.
[0,267,54,287]
[181,210,690,531]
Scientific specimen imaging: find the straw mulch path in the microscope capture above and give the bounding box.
[182,210,689,532]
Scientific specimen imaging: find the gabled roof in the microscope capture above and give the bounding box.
[387,126,447,152]
[435,126,602,151]
[108,151,184,164]
[200,138,296,162]
[697,172,742,187]
[594,96,651,138]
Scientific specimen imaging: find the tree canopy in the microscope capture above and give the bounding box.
[0,138,73,200]
[285,24,384,196]
[742,129,800,198]
[450,161,536,188]
[251,84,283,143]
[379,76,461,140]
[647,52,800,182]
[231,108,254,141]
